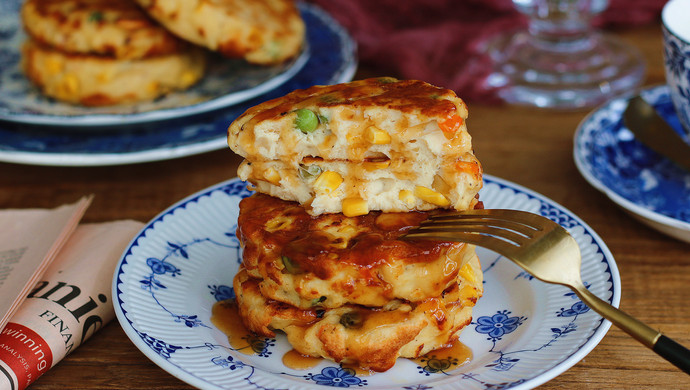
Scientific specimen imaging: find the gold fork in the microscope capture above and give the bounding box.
[402,208,690,374]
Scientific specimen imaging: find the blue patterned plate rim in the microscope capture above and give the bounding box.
[0,1,312,127]
[0,2,357,166]
[573,84,690,241]
[113,174,620,390]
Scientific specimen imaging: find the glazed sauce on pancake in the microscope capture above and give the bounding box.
[239,194,457,280]
[211,299,260,354]
[211,299,472,373]
[281,350,374,376]
[411,339,473,372]
[282,349,322,370]
[240,78,461,135]
[231,78,467,166]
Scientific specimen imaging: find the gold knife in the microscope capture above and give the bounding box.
[623,96,690,171]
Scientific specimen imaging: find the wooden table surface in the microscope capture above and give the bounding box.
[2,21,689,389]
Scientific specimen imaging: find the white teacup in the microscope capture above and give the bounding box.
[662,0,690,137]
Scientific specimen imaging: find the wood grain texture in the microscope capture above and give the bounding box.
[2,22,688,389]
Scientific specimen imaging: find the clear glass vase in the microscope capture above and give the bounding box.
[484,0,646,109]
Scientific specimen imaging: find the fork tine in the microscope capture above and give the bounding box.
[411,209,552,246]
[418,216,540,234]
[427,209,548,230]
[408,224,532,246]
[423,214,539,229]
[403,229,520,259]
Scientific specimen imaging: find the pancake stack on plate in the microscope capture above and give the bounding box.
[19,0,305,106]
[227,77,485,372]
[20,0,207,106]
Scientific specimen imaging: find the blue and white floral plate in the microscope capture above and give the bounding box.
[0,3,356,166]
[574,85,690,243]
[113,175,620,390]
[0,0,309,127]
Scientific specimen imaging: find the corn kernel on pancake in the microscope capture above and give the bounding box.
[22,39,206,106]
[21,0,188,59]
[237,193,482,309]
[134,0,305,65]
[238,156,481,216]
[228,78,483,215]
[233,261,482,372]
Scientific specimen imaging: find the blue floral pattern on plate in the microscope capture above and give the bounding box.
[0,0,311,126]
[0,2,357,166]
[113,174,620,390]
[574,85,690,242]
[662,23,690,136]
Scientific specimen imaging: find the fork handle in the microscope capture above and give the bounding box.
[575,286,690,374]
[654,336,690,374]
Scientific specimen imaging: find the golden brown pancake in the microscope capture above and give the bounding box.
[21,0,187,59]
[228,78,482,215]
[135,0,305,65]
[234,262,482,372]
[22,38,206,106]
[237,193,481,309]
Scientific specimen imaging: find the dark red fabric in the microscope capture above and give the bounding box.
[307,0,665,104]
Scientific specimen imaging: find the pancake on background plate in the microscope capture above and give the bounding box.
[135,0,305,65]
[22,39,205,106]
[20,0,206,106]
[21,0,187,59]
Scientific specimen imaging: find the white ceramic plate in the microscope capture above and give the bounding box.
[0,0,308,127]
[0,3,357,166]
[574,85,690,243]
[113,174,620,390]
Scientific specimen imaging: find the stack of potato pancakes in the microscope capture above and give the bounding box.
[227,78,484,372]
[20,0,206,106]
[19,0,305,106]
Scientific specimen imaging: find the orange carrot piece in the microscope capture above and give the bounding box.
[439,114,464,134]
